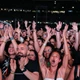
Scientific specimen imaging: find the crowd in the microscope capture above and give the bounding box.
[0,20,80,80]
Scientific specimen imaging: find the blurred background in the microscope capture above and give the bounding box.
[0,0,80,28]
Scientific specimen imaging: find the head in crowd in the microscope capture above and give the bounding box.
[5,41,20,58]
[27,50,38,61]
[17,43,28,57]
[42,32,47,40]
[21,29,27,40]
[49,35,57,48]
[49,49,63,68]
[24,40,29,46]
[28,44,34,50]
[13,32,18,40]
[38,37,44,47]
[29,39,34,45]
[43,43,54,59]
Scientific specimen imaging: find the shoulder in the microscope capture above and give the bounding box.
[25,60,39,72]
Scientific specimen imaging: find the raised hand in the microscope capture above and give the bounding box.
[0,22,4,29]
[63,24,69,37]
[18,57,25,70]
[56,21,62,31]
[32,21,36,30]
[72,22,78,32]
[45,25,52,38]
[3,28,9,42]
[8,26,14,37]
[24,20,28,28]
[10,59,16,73]
[17,21,20,28]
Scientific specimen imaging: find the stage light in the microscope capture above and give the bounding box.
[72,6,74,8]
[68,10,73,12]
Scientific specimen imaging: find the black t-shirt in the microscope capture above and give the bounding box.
[14,60,39,80]
[0,56,10,79]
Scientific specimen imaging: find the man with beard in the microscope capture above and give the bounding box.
[5,43,39,80]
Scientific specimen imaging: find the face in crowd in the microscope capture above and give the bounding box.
[43,46,52,58]
[17,43,28,57]
[27,50,36,61]
[49,51,61,67]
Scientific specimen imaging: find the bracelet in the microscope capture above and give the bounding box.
[43,43,46,46]
[10,37,14,41]
[11,70,15,74]
[55,28,60,32]
[32,29,36,32]
[21,66,27,73]
[3,41,6,43]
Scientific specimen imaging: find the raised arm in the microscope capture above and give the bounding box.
[56,21,62,49]
[0,28,9,58]
[8,26,18,52]
[32,21,40,53]
[38,25,52,77]
[72,22,79,51]
[61,24,70,69]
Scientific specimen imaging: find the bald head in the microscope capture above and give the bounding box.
[17,43,28,56]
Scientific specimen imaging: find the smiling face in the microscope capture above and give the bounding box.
[17,43,28,57]
[49,51,61,67]
[8,43,15,55]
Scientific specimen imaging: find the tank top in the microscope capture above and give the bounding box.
[44,78,63,80]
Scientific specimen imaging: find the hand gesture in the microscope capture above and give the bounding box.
[18,57,25,70]
[63,24,69,37]
[45,25,52,38]
[8,26,14,37]
[24,20,28,28]
[0,23,4,29]
[56,21,62,31]
[10,59,16,73]
[17,21,20,28]
[32,21,36,29]
[3,28,9,42]
[72,22,78,32]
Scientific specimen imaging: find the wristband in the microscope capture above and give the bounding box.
[21,66,27,72]
[11,70,15,74]
[55,28,60,32]
[10,37,14,41]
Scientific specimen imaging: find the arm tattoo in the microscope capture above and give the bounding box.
[39,57,45,65]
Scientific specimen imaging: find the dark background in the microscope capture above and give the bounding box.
[0,0,80,27]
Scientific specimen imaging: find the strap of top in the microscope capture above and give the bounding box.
[74,65,78,79]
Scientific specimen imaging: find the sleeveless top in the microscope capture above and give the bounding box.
[44,78,63,80]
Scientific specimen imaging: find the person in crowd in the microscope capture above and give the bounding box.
[0,25,18,79]
[38,23,70,80]
[68,51,80,80]
[5,43,39,80]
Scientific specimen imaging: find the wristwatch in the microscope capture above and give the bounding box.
[21,66,27,72]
